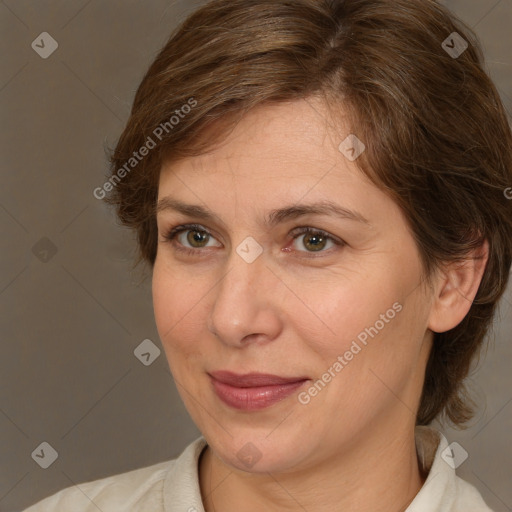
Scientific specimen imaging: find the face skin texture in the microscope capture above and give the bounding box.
[152,98,488,512]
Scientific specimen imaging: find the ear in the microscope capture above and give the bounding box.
[428,239,489,334]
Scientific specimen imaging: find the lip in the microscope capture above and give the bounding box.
[209,371,309,411]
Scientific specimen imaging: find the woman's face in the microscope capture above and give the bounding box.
[153,99,436,473]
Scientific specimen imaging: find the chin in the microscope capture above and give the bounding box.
[204,426,313,474]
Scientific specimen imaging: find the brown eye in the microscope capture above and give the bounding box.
[301,232,329,252]
[184,229,210,248]
[163,224,222,254]
[291,228,341,254]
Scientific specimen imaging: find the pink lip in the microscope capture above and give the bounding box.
[209,371,309,411]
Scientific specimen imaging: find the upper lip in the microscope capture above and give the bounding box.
[209,371,309,388]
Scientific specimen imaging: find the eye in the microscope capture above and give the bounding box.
[162,224,221,255]
[290,227,344,254]
[161,223,345,257]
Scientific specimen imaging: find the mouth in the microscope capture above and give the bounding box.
[208,371,310,411]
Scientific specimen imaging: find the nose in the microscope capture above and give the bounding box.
[207,248,283,348]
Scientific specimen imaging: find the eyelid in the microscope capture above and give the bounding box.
[289,226,344,245]
[287,226,344,256]
[163,223,222,247]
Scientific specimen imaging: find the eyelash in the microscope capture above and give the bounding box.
[162,223,345,258]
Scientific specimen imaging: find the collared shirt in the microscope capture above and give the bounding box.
[23,426,494,511]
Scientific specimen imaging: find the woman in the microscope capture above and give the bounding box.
[25,0,512,510]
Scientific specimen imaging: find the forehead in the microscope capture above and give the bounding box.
[156,99,410,244]
[159,98,367,188]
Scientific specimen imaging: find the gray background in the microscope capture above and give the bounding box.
[1,1,511,511]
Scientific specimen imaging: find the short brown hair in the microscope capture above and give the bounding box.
[105,0,512,427]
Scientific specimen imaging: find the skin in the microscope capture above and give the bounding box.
[152,98,488,512]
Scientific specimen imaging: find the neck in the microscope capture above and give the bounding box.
[199,420,427,512]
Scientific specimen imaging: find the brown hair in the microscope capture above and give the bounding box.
[105,0,512,427]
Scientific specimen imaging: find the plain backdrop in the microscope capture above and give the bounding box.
[1,0,511,511]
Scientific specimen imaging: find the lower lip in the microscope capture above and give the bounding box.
[210,378,308,411]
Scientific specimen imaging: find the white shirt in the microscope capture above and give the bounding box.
[23,426,493,511]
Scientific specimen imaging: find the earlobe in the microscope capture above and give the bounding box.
[428,239,489,334]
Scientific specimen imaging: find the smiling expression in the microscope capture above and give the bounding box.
[152,98,435,473]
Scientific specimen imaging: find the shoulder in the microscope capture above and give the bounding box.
[452,475,495,511]
[412,426,494,512]
[22,437,207,512]
[23,459,171,512]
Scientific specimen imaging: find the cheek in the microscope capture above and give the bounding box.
[310,279,430,416]
[152,264,208,357]
[285,270,402,360]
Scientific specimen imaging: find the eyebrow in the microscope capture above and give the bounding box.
[156,197,370,228]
